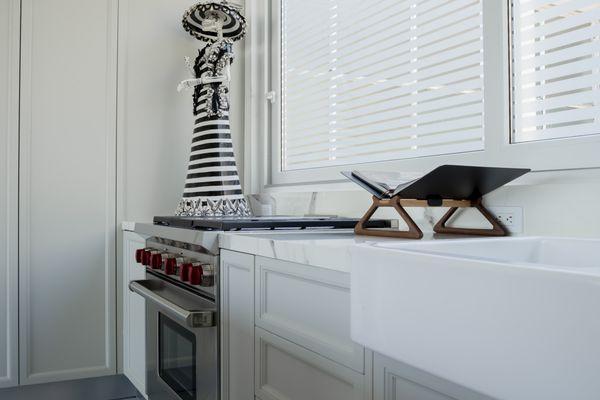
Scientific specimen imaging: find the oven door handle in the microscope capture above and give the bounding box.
[129,281,215,328]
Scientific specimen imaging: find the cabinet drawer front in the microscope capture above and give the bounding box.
[255,256,364,372]
[374,353,492,400]
[255,328,366,400]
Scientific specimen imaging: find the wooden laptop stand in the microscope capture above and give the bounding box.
[355,196,506,239]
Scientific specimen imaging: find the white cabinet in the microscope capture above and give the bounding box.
[18,0,118,385]
[255,256,365,372]
[0,0,20,389]
[373,353,491,400]
[220,251,370,400]
[220,250,256,400]
[122,230,148,397]
[255,328,368,400]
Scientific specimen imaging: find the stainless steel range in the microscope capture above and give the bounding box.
[129,237,219,400]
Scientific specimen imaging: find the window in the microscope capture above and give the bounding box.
[281,0,485,171]
[248,1,600,190]
[510,0,600,143]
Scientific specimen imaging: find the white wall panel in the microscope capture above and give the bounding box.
[0,0,20,389]
[19,0,118,384]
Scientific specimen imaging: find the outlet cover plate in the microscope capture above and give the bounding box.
[488,206,523,234]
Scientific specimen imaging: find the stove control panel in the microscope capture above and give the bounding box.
[135,246,216,289]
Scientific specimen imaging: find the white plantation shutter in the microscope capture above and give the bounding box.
[511,0,600,143]
[281,0,485,171]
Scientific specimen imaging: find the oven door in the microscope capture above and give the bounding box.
[130,277,218,400]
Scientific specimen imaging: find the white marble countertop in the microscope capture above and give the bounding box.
[217,230,471,272]
[124,221,475,273]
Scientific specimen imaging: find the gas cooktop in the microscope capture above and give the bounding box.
[153,215,390,231]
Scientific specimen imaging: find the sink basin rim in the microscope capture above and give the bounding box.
[366,236,600,276]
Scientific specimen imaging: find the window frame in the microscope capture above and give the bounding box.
[507,0,600,144]
[244,0,600,193]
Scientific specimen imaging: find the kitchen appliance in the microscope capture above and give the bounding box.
[129,237,219,400]
[153,215,391,231]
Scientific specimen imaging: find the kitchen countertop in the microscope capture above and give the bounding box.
[219,230,379,272]
[126,222,470,272]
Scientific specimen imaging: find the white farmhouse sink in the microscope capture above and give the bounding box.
[350,237,600,400]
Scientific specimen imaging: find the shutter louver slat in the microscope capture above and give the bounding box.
[511,0,600,143]
[519,41,599,71]
[519,74,597,99]
[519,89,595,113]
[519,56,596,83]
[519,8,599,41]
[520,0,598,27]
[282,0,485,170]
[520,19,599,55]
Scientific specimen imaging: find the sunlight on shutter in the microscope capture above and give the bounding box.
[511,0,600,143]
[281,0,485,171]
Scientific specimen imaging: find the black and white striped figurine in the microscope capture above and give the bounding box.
[175,1,250,217]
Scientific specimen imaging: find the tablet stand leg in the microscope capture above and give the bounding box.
[355,196,423,239]
[433,201,507,236]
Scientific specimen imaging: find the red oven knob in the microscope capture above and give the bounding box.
[165,257,176,274]
[142,249,152,266]
[135,249,144,263]
[180,263,193,281]
[190,263,203,285]
[151,253,163,269]
[166,257,184,275]
[148,251,161,269]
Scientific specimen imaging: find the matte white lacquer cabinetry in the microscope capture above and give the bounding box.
[253,256,371,400]
[122,231,148,397]
[0,0,20,388]
[220,250,256,400]
[18,0,118,384]
[220,251,371,400]
[255,328,368,400]
[373,353,491,400]
[255,256,365,373]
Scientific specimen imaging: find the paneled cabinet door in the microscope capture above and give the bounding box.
[373,353,491,400]
[255,256,365,372]
[255,327,367,400]
[122,231,148,397]
[220,250,256,400]
[0,0,20,389]
[19,0,118,385]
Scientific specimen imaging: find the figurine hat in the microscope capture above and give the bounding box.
[183,1,246,42]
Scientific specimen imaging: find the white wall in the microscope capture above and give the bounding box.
[262,172,600,238]
[0,0,19,388]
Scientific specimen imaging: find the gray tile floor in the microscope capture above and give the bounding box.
[0,375,140,400]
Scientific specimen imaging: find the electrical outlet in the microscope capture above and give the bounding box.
[488,206,523,234]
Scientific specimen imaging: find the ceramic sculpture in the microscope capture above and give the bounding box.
[175,1,251,217]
